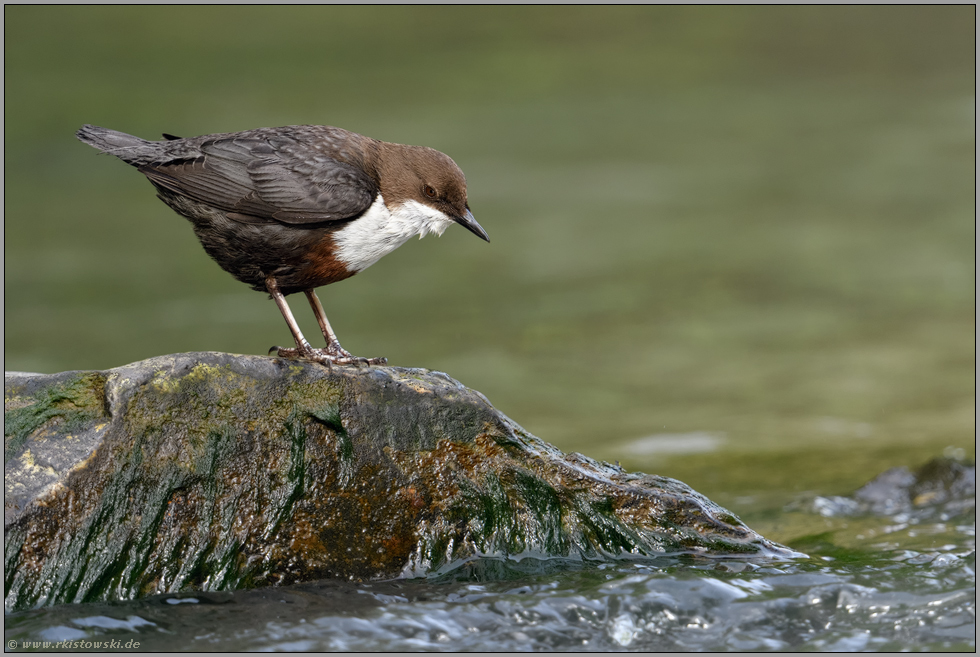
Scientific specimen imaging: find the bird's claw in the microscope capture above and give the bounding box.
[274,344,386,367]
[328,354,388,366]
[321,341,387,366]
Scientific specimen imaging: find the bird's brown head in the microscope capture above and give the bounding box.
[377,143,489,242]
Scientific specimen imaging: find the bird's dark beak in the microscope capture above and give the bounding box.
[454,208,490,243]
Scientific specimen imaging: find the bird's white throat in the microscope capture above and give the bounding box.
[333,195,455,273]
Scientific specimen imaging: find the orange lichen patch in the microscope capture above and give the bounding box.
[397,486,427,513]
[385,432,510,509]
[400,380,435,395]
[281,515,328,564]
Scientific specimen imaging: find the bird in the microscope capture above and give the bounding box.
[76,124,489,366]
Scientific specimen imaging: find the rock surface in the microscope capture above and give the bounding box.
[801,456,976,520]
[5,352,791,611]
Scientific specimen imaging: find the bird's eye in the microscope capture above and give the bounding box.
[423,185,437,199]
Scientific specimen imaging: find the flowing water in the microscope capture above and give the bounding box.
[4,6,975,651]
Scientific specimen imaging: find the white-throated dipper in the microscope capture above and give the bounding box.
[76,124,489,365]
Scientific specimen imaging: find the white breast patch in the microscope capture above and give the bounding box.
[333,195,455,273]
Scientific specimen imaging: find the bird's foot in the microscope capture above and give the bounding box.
[270,343,387,366]
[321,340,388,366]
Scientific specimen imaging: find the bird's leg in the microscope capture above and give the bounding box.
[303,290,345,353]
[265,276,386,366]
[305,289,387,365]
[266,276,323,362]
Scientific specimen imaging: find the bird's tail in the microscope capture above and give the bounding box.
[76,125,154,165]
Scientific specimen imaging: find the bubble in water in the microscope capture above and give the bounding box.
[608,614,637,646]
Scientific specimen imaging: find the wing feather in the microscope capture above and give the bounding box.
[139,131,378,225]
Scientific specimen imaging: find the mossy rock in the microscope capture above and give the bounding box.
[4,352,791,611]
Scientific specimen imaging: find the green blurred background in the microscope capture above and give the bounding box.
[4,6,974,519]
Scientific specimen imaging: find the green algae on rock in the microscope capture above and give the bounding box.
[4,352,793,611]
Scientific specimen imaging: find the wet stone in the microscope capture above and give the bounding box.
[4,352,791,611]
[853,458,976,518]
[791,457,976,521]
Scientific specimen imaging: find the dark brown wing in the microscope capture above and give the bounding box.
[139,132,379,225]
